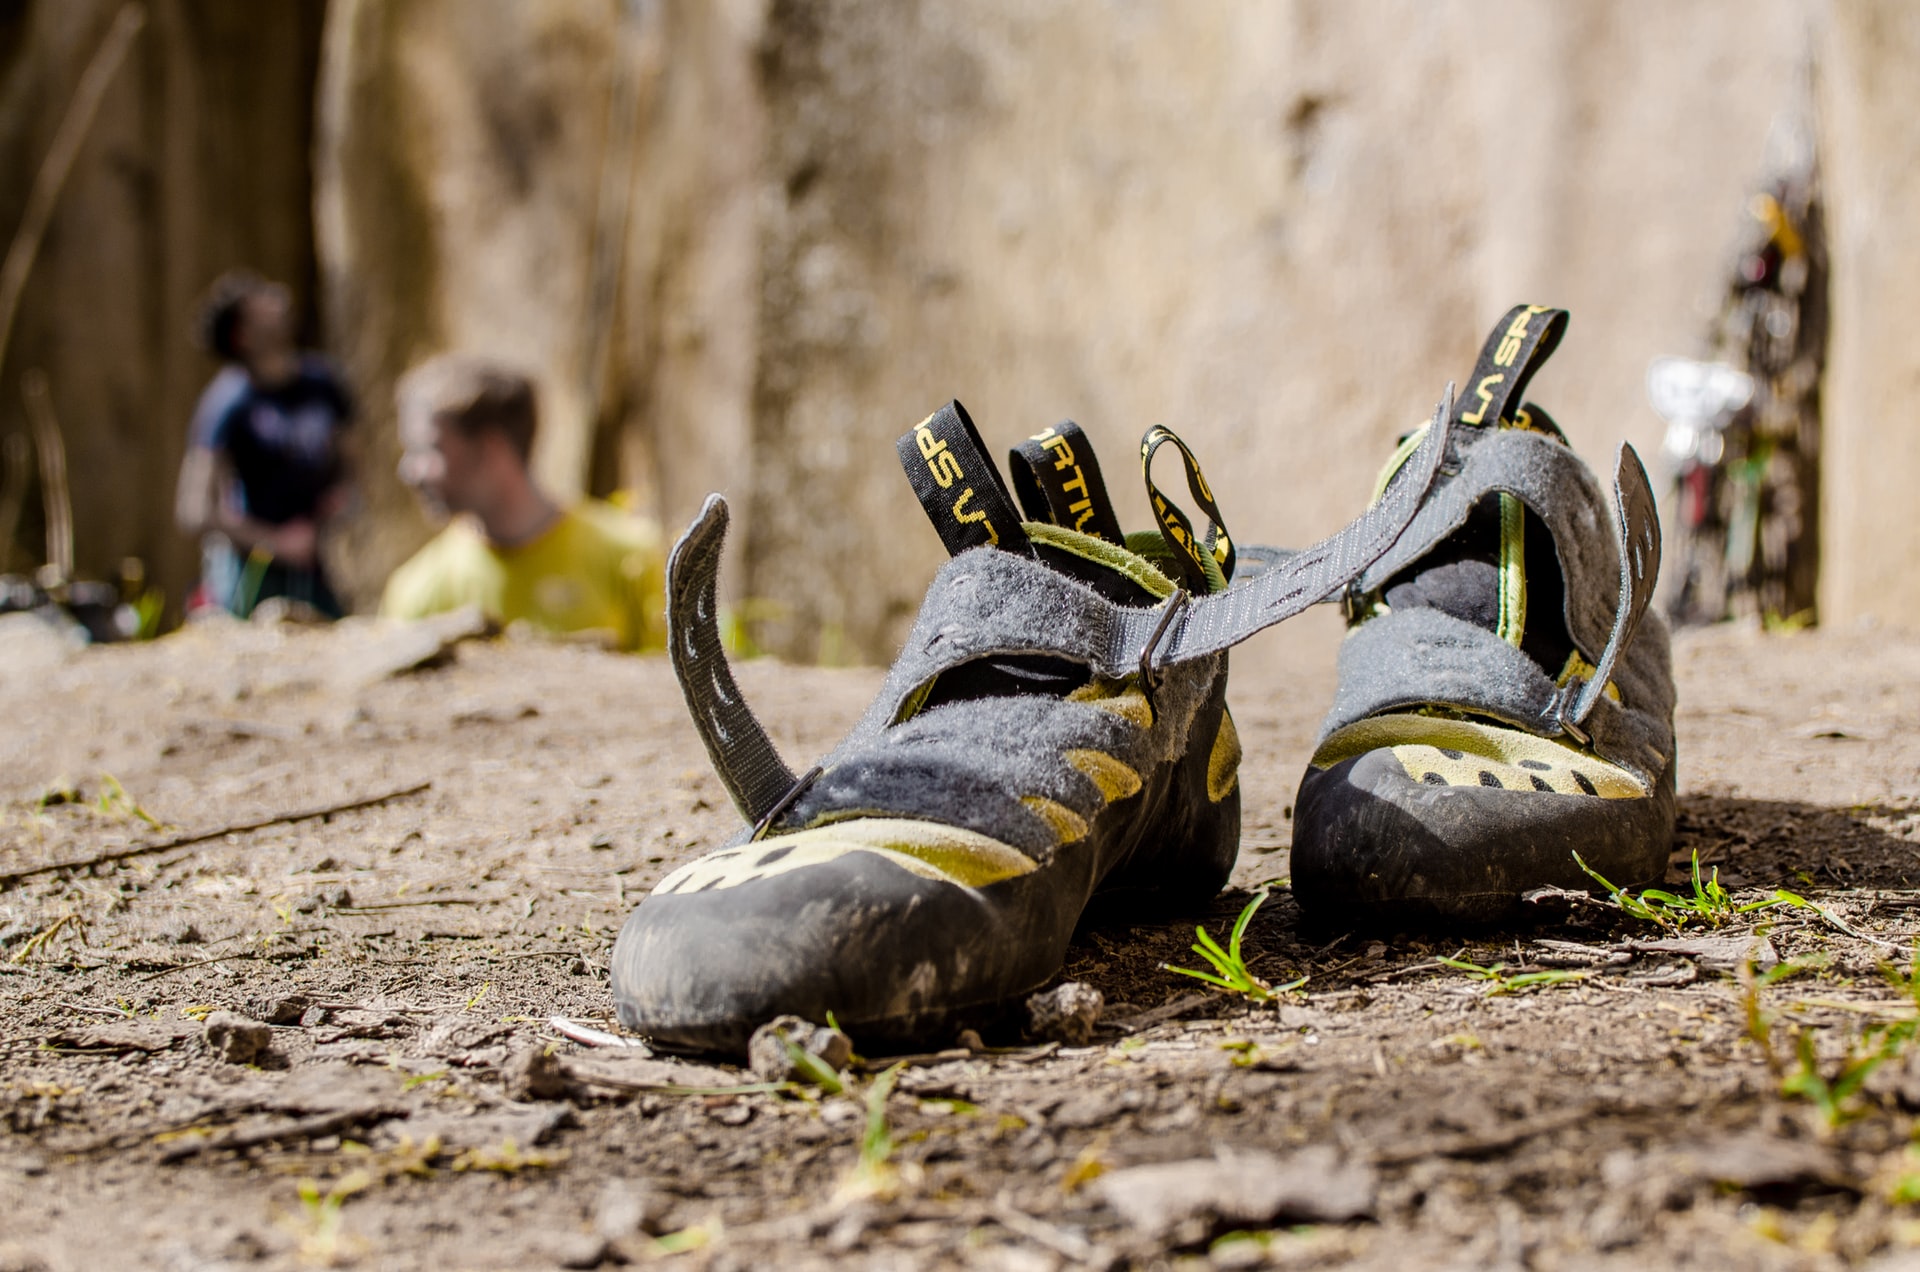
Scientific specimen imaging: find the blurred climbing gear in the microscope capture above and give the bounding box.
[1650,113,1825,628]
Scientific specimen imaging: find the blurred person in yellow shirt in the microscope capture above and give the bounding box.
[381,354,665,651]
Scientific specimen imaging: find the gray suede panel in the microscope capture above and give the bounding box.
[1356,427,1619,658]
[778,549,1224,848]
[834,549,1146,750]
[784,668,1220,860]
[1317,606,1674,785]
[695,540,1226,850]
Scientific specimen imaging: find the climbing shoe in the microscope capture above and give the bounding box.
[1291,305,1677,927]
[611,399,1454,1053]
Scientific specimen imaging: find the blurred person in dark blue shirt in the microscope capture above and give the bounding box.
[175,272,353,618]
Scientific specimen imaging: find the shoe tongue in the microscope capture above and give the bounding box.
[897,401,1032,557]
[1006,421,1126,545]
[1382,498,1503,631]
[1380,491,1576,678]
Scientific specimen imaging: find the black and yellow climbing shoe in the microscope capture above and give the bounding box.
[610,399,1453,1053]
[1291,306,1677,927]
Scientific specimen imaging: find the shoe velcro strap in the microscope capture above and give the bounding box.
[1141,425,1235,593]
[1136,384,1454,665]
[1316,604,1672,785]
[1356,425,1629,660]
[896,401,1031,558]
[856,385,1455,705]
[1455,305,1569,430]
[1007,421,1126,546]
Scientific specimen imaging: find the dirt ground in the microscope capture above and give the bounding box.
[7,607,1920,1271]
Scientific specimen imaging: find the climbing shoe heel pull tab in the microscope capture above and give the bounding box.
[1455,305,1570,430]
[664,494,797,822]
[1141,425,1236,594]
[1008,420,1127,545]
[897,401,1032,558]
[1561,441,1663,732]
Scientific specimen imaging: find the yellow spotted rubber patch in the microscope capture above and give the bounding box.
[1021,795,1089,845]
[1207,708,1241,802]
[1311,713,1646,799]
[650,818,1039,897]
[1067,678,1153,729]
[1064,749,1143,802]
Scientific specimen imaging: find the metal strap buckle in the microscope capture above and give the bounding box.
[751,764,824,842]
[1543,683,1592,747]
[1136,588,1191,712]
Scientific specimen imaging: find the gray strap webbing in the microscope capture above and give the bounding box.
[1107,385,1454,672]
[666,387,1455,822]
[665,495,796,822]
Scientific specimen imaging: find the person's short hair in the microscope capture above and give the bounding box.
[396,354,538,464]
[196,269,270,361]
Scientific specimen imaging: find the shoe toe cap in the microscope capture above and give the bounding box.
[611,821,1075,1054]
[1291,747,1673,926]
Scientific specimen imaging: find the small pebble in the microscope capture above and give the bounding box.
[746,1016,853,1083]
[593,1177,669,1241]
[502,1047,573,1101]
[548,1232,609,1270]
[250,992,314,1025]
[295,885,353,914]
[1026,981,1104,1046]
[202,1012,272,1065]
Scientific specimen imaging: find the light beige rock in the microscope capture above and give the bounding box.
[1818,2,1920,630]
[741,0,1818,658]
[29,0,1920,654]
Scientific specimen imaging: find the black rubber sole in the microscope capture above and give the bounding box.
[1290,747,1677,931]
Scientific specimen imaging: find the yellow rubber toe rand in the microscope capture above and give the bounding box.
[1311,713,1648,799]
[650,818,1040,897]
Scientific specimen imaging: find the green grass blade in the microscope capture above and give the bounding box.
[1163,964,1239,991]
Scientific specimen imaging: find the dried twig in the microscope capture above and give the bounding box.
[157,1107,387,1164]
[21,371,70,580]
[135,950,263,982]
[989,1201,1099,1262]
[0,780,431,889]
[549,1016,648,1049]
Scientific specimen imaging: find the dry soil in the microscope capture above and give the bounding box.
[6,610,1920,1271]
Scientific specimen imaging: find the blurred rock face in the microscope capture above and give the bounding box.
[741,0,1818,658]
[24,2,1917,647]
[1818,2,1920,630]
